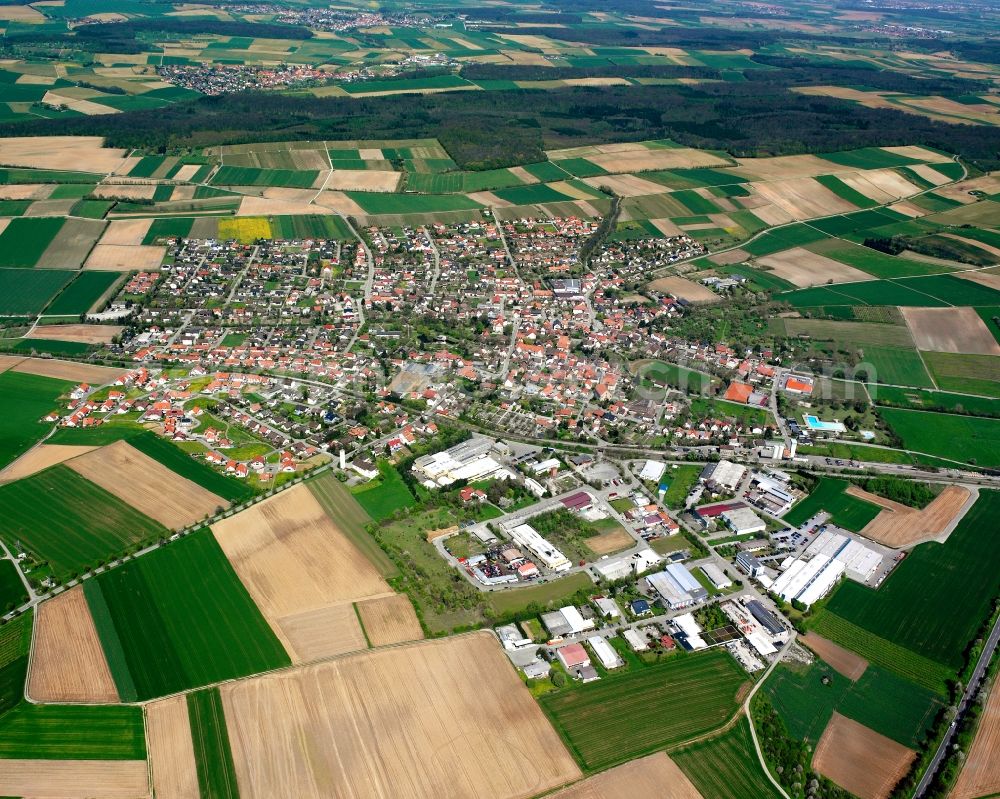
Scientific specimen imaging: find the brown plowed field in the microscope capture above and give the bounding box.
[950,679,1000,799]
[27,586,118,703]
[0,444,96,483]
[0,136,129,172]
[99,218,153,246]
[146,695,200,799]
[67,439,226,528]
[211,484,390,661]
[27,324,123,345]
[647,276,720,303]
[845,485,912,513]
[84,243,166,270]
[858,485,973,548]
[758,247,873,287]
[11,357,127,384]
[221,633,581,799]
[751,178,859,220]
[800,632,869,680]
[813,713,916,799]
[278,602,369,662]
[356,594,424,647]
[550,753,702,799]
[0,760,147,797]
[586,526,635,556]
[902,307,1000,355]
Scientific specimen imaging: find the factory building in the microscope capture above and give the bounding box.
[510,523,572,572]
[646,563,708,610]
[700,460,747,493]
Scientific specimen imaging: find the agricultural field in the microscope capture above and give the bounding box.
[0,269,75,315]
[188,687,240,799]
[672,718,784,799]
[351,462,416,520]
[783,478,883,532]
[221,634,581,799]
[84,529,289,702]
[0,702,145,760]
[0,217,64,268]
[879,407,1000,466]
[0,560,26,613]
[0,465,165,580]
[540,649,746,770]
[822,490,1000,676]
[950,679,1000,799]
[550,753,702,799]
[43,271,120,316]
[812,713,916,799]
[0,369,74,468]
[146,695,199,799]
[921,351,1000,397]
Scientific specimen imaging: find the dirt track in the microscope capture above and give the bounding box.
[813,713,916,799]
[221,633,581,799]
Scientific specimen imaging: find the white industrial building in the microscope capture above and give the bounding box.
[646,563,708,610]
[510,523,571,572]
[587,635,624,669]
[721,507,767,536]
[771,531,882,607]
[805,530,883,583]
[412,438,513,487]
[541,606,595,637]
[639,459,666,482]
[593,548,663,581]
[623,628,649,652]
[700,460,747,493]
[673,612,708,649]
[700,563,733,590]
[748,472,797,515]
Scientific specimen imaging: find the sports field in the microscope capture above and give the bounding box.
[824,490,1000,672]
[84,529,289,702]
[540,650,746,770]
[0,369,74,468]
[783,478,882,532]
[0,465,165,579]
[672,718,783,799]
[879,407,1000,466]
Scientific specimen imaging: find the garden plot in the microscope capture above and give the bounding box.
[221,633,581,799]
[757,247,873,286]
[211,484,391,662]
[146,695,200,799]
[813,713,915,799]
[0,444,95,483]
[66,440,226,529]
[854,484,974,548]
[902,307,1000,355]
[27,586,118,703]
[84,243,166,270]
[550,753,702,799]
[356,594,424,647]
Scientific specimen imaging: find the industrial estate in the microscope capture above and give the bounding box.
[0,0,998,797]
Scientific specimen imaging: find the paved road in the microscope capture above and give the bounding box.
[914,612,1000,797]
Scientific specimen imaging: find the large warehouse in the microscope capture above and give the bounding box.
[510,523,572,572]
[771,529,883,606]
[646,563,708,610]
[412,438,512,486]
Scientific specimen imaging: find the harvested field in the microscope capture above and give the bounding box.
[67,440,225,528]
[0,136,128,173]
[84,243,166,270]
[0,184,53,200]
[27,324,123,344]
[11,356,126,384]
[647,276,719,303]
[551,753,702,799]
[0,759,149,798]
[211,484,391,662]
[582,173,667,196]
[147,697,200,799]
[752,178,859,220]
[813,713,916,799]
[889,200,927,218]
[278,602,369,662]
[237,195,332,217]
[586,148,727,173]
[0,443,95,483]
[902,307,1000,355]
[0,355,24,373]
[733,154,843,180]
[856,485,974,548]
[356,594,424,647]
[882,145,951,164]
[950,678,1000,799]
[99,218,153,246]
[586,526,635,555]
[743,201,796,226]
[758,247,873,286]
[800,632,869,681]
[221,633,580,799]
[92,183,156,200]
[845,485,912,514]
[324,169,400,192]
[709,248,750,265]
[650,218,684,236]
[958,269,1000,292]
[27,586,118,703]
[907,164,952,186]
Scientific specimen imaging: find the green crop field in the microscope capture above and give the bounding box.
[764,661,851,743]
[540,650,746,770]
[0,561,27,613]
[0,703,145,760]
[85,529,289,702]
[484,571,592,616]
[143,217,195,244]
[672,718,783,799]
[808,612,954,694]
[744,224,828,257]
[779,318,914,349]
[879,407,1000,466]
[0,217,65,268]
[351,462,415,521]
[268,214,352,240]
[188,687,240,799]
[211,165,319,188]
[0,269,75,315]
[814,175,878,208]
[783,478,881,532]
[522,161,571,182]
[553,158,608,178]
[921,351,1000,398]
[825,490,1000,672]
[872,385,1000,417]
[820,148,923,169]
[492,183,576,205]
[45,271,120,316]
[808,240,950,279]
[0,465,165,579]
[0,370,74,468]
[863,345,934,387]
[308,471,395,577]
[346,191,483,215]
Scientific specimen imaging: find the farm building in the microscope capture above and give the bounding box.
[542,606,596,638]
[646,563,707,610]
[700,460,747,493]
[721,507,767,536]
[510,523,572,572]
[700,563,732,590]
[587,636,624,670]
